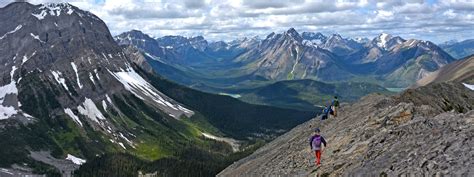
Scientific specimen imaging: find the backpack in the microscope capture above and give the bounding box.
[323,107,330,114]
[334,99,340,107]
[311,136,322,149]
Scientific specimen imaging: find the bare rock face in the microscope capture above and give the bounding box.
[0,2,193,124]
[219,82,474,176]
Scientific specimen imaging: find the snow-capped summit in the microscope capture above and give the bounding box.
[375,33,393,49]
[354,37,370,44]
[301,32,327,47]
[371,33,406,50]
[30,3,75,20]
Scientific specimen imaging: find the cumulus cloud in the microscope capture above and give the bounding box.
[2,0,473,43]
[242,0,304,9]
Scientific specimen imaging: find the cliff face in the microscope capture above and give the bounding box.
[219,82,474,176]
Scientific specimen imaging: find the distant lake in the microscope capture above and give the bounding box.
[386,88,406,92]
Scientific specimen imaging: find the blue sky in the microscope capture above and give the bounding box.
[3,0,474,43]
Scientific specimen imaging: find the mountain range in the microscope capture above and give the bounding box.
[114,28,467,112]
[0,2,315,176]
[440,39,474,59]
[1,1,473,177]
[117,28,461,91]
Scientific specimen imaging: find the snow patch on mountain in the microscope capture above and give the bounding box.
[31,3,75,20]
[94,69,100,80]
[289,46,300,78]
[105,94,112,104]
[354,37,369,44]
[118,143,126,149]
[21,52,36,65]
[119,132,135,148]
[77,98,105,124]
[64,108,83,127]
[51,70,70,91]
[109,66,194,119]
[30,33,45,43]
[0,25,22,40]
[376,33,392,49]
[108,139,126,149]
[70,62,83,89]
[101,100,108,111]
[0,106,17,120]
[462,83,474,90]
[88,72,96,85]
[0,66,19,119]
[66,154,86,165]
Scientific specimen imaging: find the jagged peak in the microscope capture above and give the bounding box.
[284,28,300,37]
[266,32,276,39]
[116,30,154,42]
[301,32,327,40]
[189,35,206,41]
[328,33,343,40]
[374,32,393,49]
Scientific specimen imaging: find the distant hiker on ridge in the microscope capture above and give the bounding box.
[309,128,327,166]
[321,102,333,120]
[331,96,340,117]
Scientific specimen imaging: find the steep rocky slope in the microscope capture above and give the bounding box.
[219,82,473,176]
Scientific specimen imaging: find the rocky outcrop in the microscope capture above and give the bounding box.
[219,82,474,176]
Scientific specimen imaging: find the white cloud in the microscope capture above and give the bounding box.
[2,0,473,43]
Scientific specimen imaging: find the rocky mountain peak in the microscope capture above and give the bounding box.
[189,35,208,51]
[301,32,327,46]
[285,28,298,35]
[265,32,276,40]
[301,32,326,40]
[115,30,155,46]
[190,35,205,41]
[374,32,393,49]
[284,28,302,42]
[328,33,343,40]
[0,2,194,124]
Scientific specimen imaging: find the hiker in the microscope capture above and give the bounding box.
[331,96,340,117]
[321,104,332,120]
[309,128,327,166]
